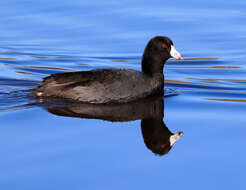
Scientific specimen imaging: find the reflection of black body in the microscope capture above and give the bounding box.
[41,97,182,156]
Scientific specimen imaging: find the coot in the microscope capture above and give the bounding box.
[33,36,182,103]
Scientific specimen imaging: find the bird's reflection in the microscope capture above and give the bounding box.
[40,96,183,156]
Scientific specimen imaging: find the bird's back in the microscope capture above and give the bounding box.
[34,68,163,103]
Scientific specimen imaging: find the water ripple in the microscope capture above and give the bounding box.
[0,51,246,112]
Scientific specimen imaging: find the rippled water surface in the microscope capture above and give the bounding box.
[1,0,246,189]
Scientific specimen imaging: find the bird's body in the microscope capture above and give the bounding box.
[34,68,164,103]
[32,36,182,104]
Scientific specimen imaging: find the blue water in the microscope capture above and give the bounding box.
[0,0,246,189]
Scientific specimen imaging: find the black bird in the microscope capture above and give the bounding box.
[33,36,182,103]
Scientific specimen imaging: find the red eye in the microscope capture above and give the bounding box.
[161,144,167,148]
[161,44,167,49]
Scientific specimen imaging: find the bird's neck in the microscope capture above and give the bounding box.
[141,56,167,77]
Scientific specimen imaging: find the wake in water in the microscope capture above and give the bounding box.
[0,75,179,113]
[0,77,39,112]
[1,55,246,113]
[0,87,178,113]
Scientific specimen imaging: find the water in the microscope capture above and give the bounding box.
[0,0,246,189]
